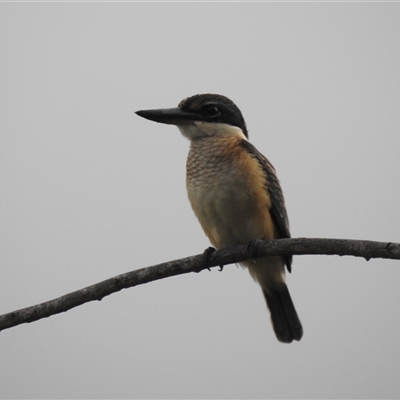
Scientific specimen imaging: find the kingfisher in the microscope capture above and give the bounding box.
[135,94,303,343]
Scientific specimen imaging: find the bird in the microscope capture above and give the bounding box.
[135,93,303,343]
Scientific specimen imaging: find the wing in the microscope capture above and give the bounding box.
[240,140,292,272]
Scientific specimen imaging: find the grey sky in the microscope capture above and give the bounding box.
[1,3,400,399]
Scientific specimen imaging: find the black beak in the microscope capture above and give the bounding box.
[135,107,197,126]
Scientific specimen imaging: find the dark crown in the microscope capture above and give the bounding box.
[179,94,248,138]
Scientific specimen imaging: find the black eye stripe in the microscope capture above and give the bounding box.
[205,105,221,117]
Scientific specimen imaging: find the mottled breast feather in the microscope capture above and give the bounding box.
[240,140,292,272]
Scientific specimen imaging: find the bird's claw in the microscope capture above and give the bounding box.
[246,238,264,260]
[202,247,225,271]
[203,246,216,271]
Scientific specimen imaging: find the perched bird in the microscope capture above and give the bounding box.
[135,94,303,343]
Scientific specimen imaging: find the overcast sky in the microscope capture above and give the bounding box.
[1,2,400,399]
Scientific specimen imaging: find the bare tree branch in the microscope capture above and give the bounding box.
[1,238,399,332]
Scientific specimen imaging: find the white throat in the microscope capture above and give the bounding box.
[178,121,247,141]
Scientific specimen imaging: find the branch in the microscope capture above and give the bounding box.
[1,238,399,332]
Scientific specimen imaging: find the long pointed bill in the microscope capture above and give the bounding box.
[135,107,197,126]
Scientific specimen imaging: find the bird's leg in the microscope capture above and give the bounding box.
[202,247,216,271]
[246,238,265,262]
[202,246,224,271]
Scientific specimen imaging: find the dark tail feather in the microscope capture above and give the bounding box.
[263,284,303,343]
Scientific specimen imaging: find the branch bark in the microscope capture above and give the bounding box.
[1,238,399,332]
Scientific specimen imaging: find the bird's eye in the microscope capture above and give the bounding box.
[205,105,220,117]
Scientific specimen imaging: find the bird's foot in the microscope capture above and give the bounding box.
[246,238,265,260]
[202,247,216,271]
[202,246,224,271]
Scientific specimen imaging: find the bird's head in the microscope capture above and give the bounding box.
[135,93,248,140]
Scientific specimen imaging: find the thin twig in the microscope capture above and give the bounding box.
[1,238,399,332]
